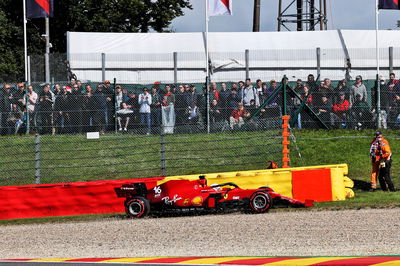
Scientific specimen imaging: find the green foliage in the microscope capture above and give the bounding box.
[0,0,192,82]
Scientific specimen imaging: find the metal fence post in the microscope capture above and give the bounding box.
[389,46,393,75]
[114,78,117,133]
[101,53,106,82]
[316,47,321,78]
[173,52,178,84]
[245,49,250,80]
[160,127,166,177]
[34,134,41,184]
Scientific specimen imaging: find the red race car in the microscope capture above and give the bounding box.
[115,176,313,218]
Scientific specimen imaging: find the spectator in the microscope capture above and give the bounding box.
[53,84,62,96]
[231,82,238,92]
[229,102,250,130]
[210,99,224,123]
[255,79,263,98]
[122,87,130,102]
[316,94,334,127]
[14,83,25,110]
[266,80,280,107]
[301,84,313,106]
[85,84,93,94]
[323,78,335,102]
[219,82,230,119]
[351,94,372,129]
[115,85,123,111]
[70,84,83,133]
[162,84,175,134]
[237,81,245,103]
[335,79,350,103]
[378,76,390,129]
[242,78,260,107]
[210,99,228,132]
[126,92,139,127]
[6,104,24,134]
[333,91,350,127]
[388,72,399,86]
[103,80,115,131]
[387,73,400,127]
[0,84,14,135]
[117,102,133,132]
[227,88,240,115]
[350,75,367,106]
[81,90,97,133]
[39,84,53,134]
[185,84,200,109]
[185,102,200,126]
[209,82,219,103]
[175,85,187,126]
[93,84,108,134]
[306,74,318,91]
[150,86,162,130]
[27,85,38,132]
[76,80,84,93]
[53,88,70,134]
[138,87,152,135]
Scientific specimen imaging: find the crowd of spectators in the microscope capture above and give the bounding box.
[1,73,399,135]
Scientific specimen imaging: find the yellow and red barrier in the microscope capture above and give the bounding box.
[164,164,354,202]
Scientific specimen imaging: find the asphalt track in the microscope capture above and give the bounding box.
[2,256,400,265]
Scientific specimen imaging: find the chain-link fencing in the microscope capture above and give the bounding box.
[0,125,283,186]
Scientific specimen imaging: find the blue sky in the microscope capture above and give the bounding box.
[171,0,400,32]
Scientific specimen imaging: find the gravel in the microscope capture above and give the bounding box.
[1,208,400,259]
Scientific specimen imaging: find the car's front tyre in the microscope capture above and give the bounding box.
[125,197,150,218]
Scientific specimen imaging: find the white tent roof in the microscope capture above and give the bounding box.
[66,30,400,83]
[67,30,400,54]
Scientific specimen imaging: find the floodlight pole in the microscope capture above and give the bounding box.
[23,0,28,83]
[205,0,210,134]
[45,17,50,84]
[375,0,381,128]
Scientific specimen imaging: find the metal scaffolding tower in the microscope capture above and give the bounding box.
[278,0,327,31]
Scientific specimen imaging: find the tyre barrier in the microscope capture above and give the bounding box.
[0,164,353,220]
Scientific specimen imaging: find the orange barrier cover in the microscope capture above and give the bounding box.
[292,168,333,202]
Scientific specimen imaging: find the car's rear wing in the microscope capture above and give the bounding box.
[114,183,148,198]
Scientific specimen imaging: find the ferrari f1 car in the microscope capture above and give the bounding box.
[115,176,313,218]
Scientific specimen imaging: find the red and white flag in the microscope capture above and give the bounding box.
[209,0,232,16]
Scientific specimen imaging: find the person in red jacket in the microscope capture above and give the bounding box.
[369,131,395,192]
[333,91,350,127]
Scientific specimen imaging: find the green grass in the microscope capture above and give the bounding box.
[0,130,282,186]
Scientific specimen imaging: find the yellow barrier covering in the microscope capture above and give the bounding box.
[161,164,353,201]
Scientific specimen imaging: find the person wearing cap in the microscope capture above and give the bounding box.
[369,131,395,192]
[350,75,367,106]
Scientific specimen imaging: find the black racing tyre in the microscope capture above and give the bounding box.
[249,191,272,213]
[125,197,150,218]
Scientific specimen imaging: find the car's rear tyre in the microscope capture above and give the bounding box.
[125,197,150,218]
[249,191,272,213]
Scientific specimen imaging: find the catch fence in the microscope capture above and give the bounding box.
[0,121,283,186]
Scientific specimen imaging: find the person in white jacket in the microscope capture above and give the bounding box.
[138,87,152,134]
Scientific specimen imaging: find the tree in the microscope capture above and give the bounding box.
[0,0,192,82]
